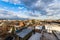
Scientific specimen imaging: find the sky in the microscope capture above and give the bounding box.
[0,0,60,20]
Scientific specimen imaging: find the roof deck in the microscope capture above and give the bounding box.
[0,26,60,40]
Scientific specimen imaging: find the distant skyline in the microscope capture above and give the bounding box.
[0,0,60,20]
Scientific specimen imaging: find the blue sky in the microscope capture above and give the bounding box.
[0,0,60,20]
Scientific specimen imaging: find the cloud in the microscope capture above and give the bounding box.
[1,0,54,10]
[23,0,54,16]
[0,8,29,18]
[2,0,21,4]
[10,0,21,4]
[45,0,60,19]
[0,0,60,20]
[0,8,46,20]
[2,0,9,2]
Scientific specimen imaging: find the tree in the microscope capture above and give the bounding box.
[32,19,36,34]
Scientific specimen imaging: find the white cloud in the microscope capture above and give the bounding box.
[45,0,60,19]
[11,0,21,4]
[18,7,25,10]
[0,8,45,19]
[33,0,46,8]
[2,0,9,2]
[0,0,60,20]
[2,0,21,4]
